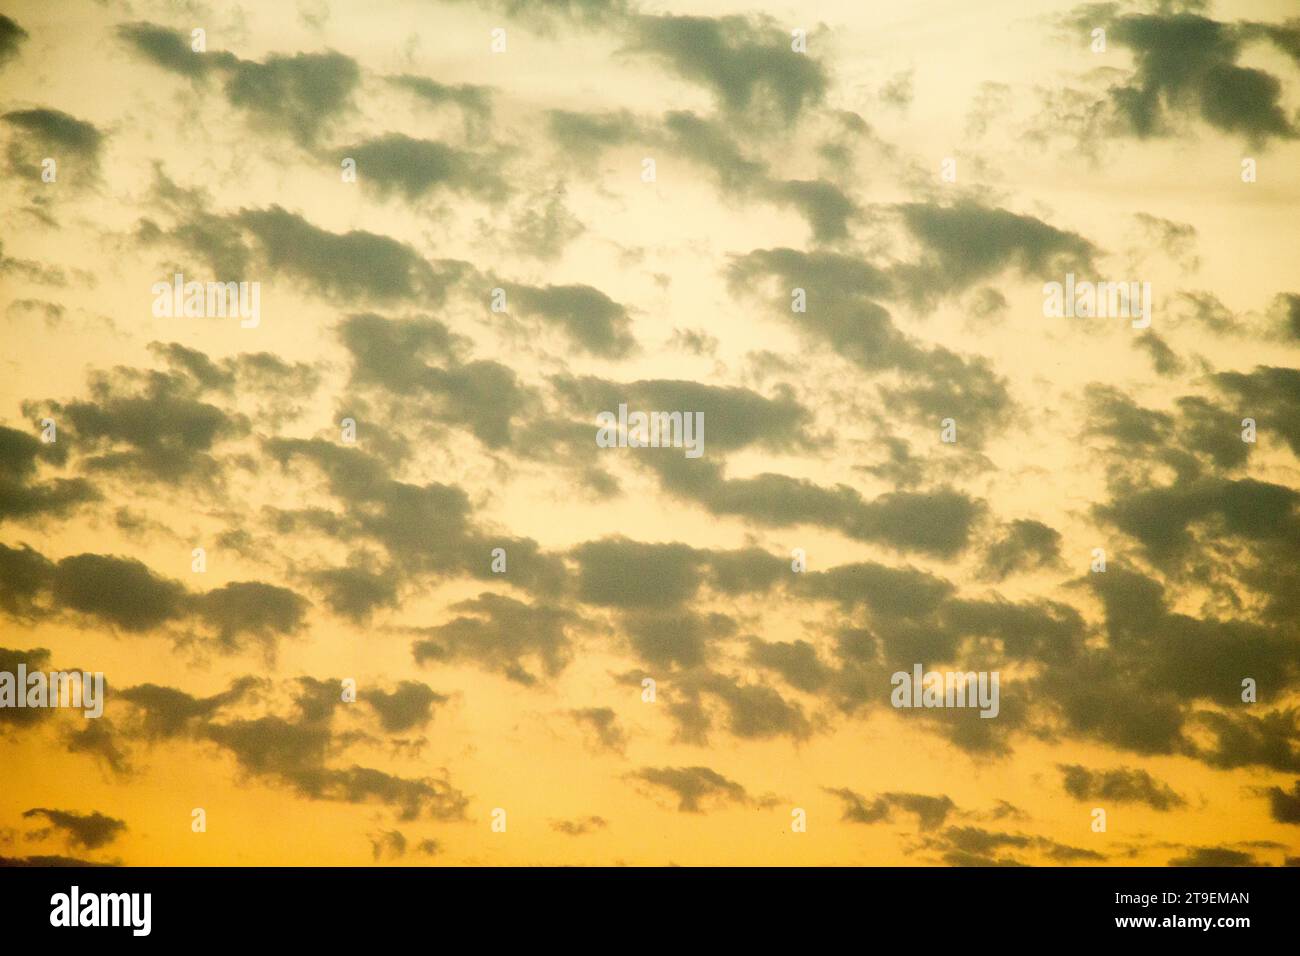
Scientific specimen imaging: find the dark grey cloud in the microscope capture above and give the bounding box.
[826,787,956,831]
[335,134,508,203]
[1214,366,1300,459]
[631,14,827,124]
[205,713,467,820]
[235,206,468,302]
[115,673,469,822]
[924,826,1103,866]
[119,677,264,740]
[64,720,131,777]
[894,200,1097,299]
[1134,330,1186,377]
[646,458,985,557]
[748,638,833,693]
[220,50,360,144]
[52,553,187,633]
[337,312,531,449]
[570,538,787,615]
[116,22,211,79]
[361,681,447,733]
[0,647,53,727]
[551,815,608,835]
[412,592,575,685]
[663,667,812,742]
[1058,764,1186,810]
[264,438,566,598]
[0,425,97,524]
[21,808,126,850]
[553,373,816,455]
[1168,846,1258,866]
[368,829,406,860]
[510,284,637,359]
[189,581,310,654]
[726,247,1013,446]
[1274,293,1300,342]
[1192,709,1300,774]
[660,112,856,242]
[0,854,114,867]
[1265,780,1300,823]
[632,765,759,813]
[980,519,1063,580]
[1079,9,1298,144]
[547,108,641,165]
[0,542,309,654]
[569,707,627,753]
[1097,475,1300,568]
[1,108,105,182]
[387,74,493,137]
[118,24,360,145]
[0,14,29,67]
[37,369,250,485]
[309,563,400,622]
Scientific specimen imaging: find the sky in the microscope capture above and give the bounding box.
[0,0,1299,867]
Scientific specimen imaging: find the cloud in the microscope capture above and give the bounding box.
[1168,846,1258,866]
[235,206,467,302]
[387,74,493,135]
[569,707,627,753]
[309,563,400,622]
[748,638,833,693]
[118,24,359,145]
[726,247,1014,445]
[630,14,828,124]
[0,15,29,67]
[895,200,1097,298]
[553,374,816,454]
[22,808,126,850]
[924,825,1103,866]
[1134,331,1186,377]
[0,543,309,654]
[632,765,760,813]
[116,675,473,822]
[52,553,188,632]
[1058,764,1186,810]
[826,788,956,830]
[0,426,97,524]
[369,830,407,860]
[1213,366,1300,459]
[38,370,250,485]
[509,284,637,358]
[0,647,53,727]
[413,593,576,685]
[551,815,608,835]
[119,677,264,740]
[659,112,856,241]
[1,107,104,187]
[361,681,447,733]
[1081,9,1297,144]
[1264,780,1300,823]
[546,108,643,171]
[335,134,508,203]
[980,519,1064,580]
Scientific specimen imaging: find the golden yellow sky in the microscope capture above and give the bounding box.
[1,0,1299,867]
